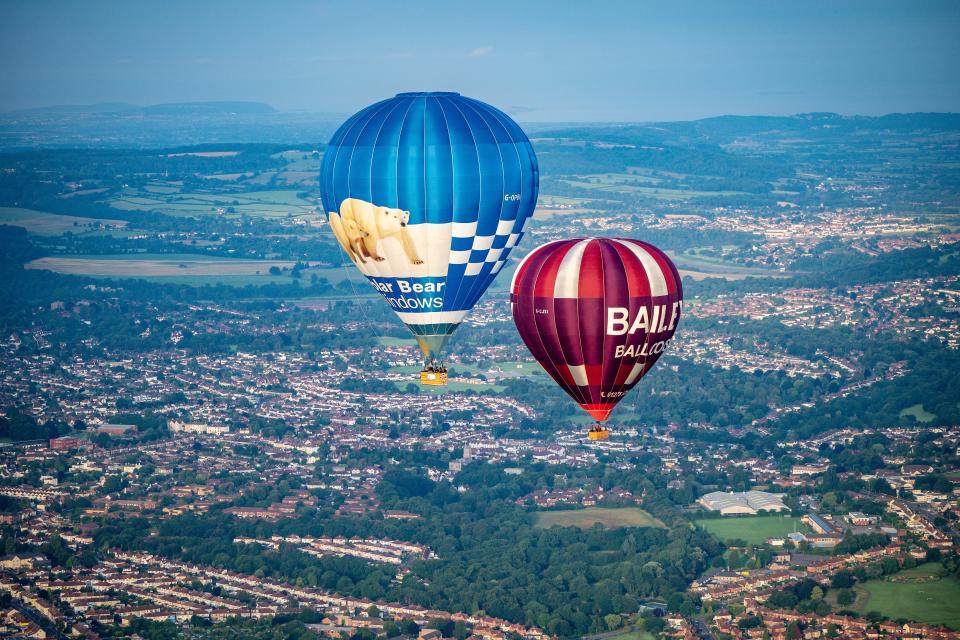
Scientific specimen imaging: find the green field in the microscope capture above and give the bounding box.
[600,631,654,640]
[670,250,789,278]
[561,173,748,200]
[694,515,809,545]
[0,206,128,235]
[22,253,368,288]
[899,403,937,423]
[535,507,666,529]
[107,186,319,219]
[26,253,296,275]
[90,274,297,286]
[853,563,960,630]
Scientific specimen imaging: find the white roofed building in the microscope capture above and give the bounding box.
[698,490,790,515]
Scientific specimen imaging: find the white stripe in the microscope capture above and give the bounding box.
[625,362,646,385]
[448,250,471,265]
[553,240,589,299]
[491,260,505,274]
[485,248,503,262]
[471,235,494,251]
[452,221,477,238]
[510,248,539,292]
[568,364,589,386]
[395,310,468,325]
[496,219,515,235]
[464,262,483,276]
[613,239,668,296]
[505,233,521,249]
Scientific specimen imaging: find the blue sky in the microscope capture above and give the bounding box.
[1,0,958,121]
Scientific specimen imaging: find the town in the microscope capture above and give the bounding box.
[1,104,959,639]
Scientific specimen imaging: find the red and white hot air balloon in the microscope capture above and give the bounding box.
[510,238,683,437]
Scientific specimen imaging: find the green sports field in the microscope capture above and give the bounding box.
[600,631,655,640]
[536,507,666,529]
[694,515,809,545]
[853,563,960,630]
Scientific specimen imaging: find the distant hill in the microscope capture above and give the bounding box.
[535,112,960,146]
[1,105,956,151]
[141,101,277,116]
[0,101,342,150]
[5,101,277,117]
[684,112,960,138]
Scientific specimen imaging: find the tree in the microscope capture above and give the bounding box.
[831,571,854,589]
[836,589,855,606]
[728,549,743,569]
[738,615,762,629]
[383,621,401,638]
[641,617,666,633]
[429,618,455,638]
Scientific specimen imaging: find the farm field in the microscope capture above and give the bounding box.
[536,507,666,529]
[0,207,128,235]
[852,563,960,630]
[106,186,319,220]
[26,254,298,278]
[694,515,809,545]
[676,269,751,281]
[561,174,748,200]
[24,254,363,288]
[669,251,789,278]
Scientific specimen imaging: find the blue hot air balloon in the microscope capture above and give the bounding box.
[320,92,539,381]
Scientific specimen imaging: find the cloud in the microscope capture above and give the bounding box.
[468,46,493,58]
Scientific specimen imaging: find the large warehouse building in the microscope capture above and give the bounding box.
[698,491,790,516]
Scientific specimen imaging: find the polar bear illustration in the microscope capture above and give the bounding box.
[329,197,424,265]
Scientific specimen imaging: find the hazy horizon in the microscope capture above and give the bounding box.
[5,99,960,123]
[2,0,959,122]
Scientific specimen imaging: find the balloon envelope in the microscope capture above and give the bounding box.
[511,238,683,422]
[321,92,539,359]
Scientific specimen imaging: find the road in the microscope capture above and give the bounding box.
[11,598,70,640]
[691,617,716,640]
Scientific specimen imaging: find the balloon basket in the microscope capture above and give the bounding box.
[587,428,610,440]
[420,368,448,386]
